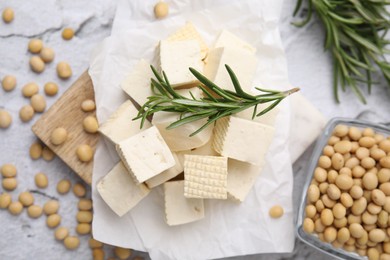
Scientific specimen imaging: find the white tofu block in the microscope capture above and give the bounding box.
[213,116,275,165]
[121,59,154,106]
[204,47,258,93]
[164,180,204,226]
[214,30,256,54]
[116,126,175,184]
[227,159,264,202]
[98,100,151,145]
[184,155,228,199]
[97,162,150,217]
[176,136,219,166]
[159,40,203,87]
[235,105,280,127]
[166,22,209,60]
[289,93,327,162]
[151,112,213,152]
[145,152,183,188]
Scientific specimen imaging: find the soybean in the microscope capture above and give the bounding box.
[22,83,39,97]
[42,146,55,161]
[64,236,80,250]
[57,179,71,194]
[29,56,45,73]
[83,116,98,134]
[27,205,43,218]
[154,1,169,19]
[46,214,61,228]
[55,226,69,241]
[29,142,43,159]
[40,47,55,63]
[43,200,59,215]
[62,28,74,40]
[50,127,67,145]
[78,199,92,211]
[57,61,72,79]
[28,39,43,53]
[76,210,93,223]
[1,163,16,178]
[73,183,86,198]
[2,178,17,191]
[2,7,14,23]
[18,191,34,207]
[34,172,48,188]
[0,193,12,209]
[114,247,132,260]
[0,109,12,128]
[81,99,95,112]
[19,105,35,122]
[8,201,23,215]
[76,223,91,235]
[30,94,46,113]
[2,75,16,91]
[76,144,93,162]
[44,82,58,96]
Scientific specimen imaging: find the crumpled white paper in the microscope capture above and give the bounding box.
[89,0,297,259]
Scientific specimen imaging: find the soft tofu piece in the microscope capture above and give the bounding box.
[234,104,280,127]
[167,22,209,60]
[151,112,213,152]
[164,180,204,226]
[176,136,219,166]
[121,59,154,106]
[184,155,228,199]
[213,116,275,165]
[97,162,150,217]
[116,126,175,184]
[204,47,258,93]
[98,100,151,145]
[289,93,327,162]
[214,30,256,54]
[145,152,183,188]
[159,40,203,87]
[227,159,265,202]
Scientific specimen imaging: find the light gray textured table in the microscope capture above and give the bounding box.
[1,1,389,259]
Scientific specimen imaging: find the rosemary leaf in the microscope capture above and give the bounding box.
[134,65,299,136]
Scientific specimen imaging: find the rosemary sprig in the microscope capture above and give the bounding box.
[293,0,390,104]
[134,65,299,136]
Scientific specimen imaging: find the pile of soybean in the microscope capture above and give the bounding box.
[303,124,390,260]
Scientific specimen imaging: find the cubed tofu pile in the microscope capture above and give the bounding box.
[97,22,280,226]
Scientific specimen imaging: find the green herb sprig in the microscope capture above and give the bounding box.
[134,65,299,136]
[293,0,390,103]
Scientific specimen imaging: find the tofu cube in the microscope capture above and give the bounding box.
[145,152,183,188]
[227,159,264,202]
[214,30,256,54]
[167,22,209,60]
[121,59,154,106]
[204,47,258,93]
[116,126,175,184]
[151,111,213,152]
[159,40,203,87]
[213,116,275,165]
[98,100,151,145]
[184,155,228,199]
[176,136,219,166]
[164,180,205,226]
[97,162,150,217]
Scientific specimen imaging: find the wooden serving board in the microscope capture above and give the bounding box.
[32,71,98,185]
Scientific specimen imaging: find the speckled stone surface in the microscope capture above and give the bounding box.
[0,0,389,260]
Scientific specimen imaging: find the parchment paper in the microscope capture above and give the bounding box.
[89,0,297,259]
